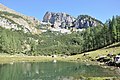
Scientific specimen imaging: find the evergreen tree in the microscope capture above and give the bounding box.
[111,16,117,42]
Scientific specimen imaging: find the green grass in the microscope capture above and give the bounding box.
[70,42,120,61]
[86,77,119,80]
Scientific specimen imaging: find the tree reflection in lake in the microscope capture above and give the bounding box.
[0,61,119,80]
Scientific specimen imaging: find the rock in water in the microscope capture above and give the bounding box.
[53,60,57,63]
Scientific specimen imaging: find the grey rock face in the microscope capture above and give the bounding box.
[43,12,75,28]
[43,12,103,29]
[0,16,20,30]
[74,15,103,29]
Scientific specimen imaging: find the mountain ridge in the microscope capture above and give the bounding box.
[0,3,106,34]
[43,11,104,30]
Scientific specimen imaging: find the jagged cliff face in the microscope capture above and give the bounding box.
[74,15,103,29]
[0,3,41,34]
[43,12,103,29]
[43,11,75,28]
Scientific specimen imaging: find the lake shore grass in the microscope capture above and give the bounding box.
[0,55,75,64]
[85,77,120,80]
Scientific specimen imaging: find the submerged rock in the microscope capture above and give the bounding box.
[53,59,57,63]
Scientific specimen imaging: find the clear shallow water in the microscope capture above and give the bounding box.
[0,61,119,80]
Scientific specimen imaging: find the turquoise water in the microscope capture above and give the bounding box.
[0,61,119,80]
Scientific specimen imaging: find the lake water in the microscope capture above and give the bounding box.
[0,61,119,80]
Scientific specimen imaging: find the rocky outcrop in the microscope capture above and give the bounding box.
[0,16,20,30]
[43,11,75,29]
[0,3,41,34]
[43,12,103,29]
[74,15,103,29]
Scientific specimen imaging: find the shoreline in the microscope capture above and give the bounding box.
[0,54,99,66]
[0,54,119,70]
[0,55,80,64]
[0,54,115,67]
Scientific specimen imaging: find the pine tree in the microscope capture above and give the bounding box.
[116,16,120,41]
[111,16,117,42]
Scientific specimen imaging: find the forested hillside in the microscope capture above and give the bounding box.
[0,15,120,56]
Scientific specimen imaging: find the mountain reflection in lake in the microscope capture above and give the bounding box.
[0,61,119,80]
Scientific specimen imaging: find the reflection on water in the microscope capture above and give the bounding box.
[0,61,119,80]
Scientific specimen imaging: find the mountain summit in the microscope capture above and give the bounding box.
[43,11,103,29]
[74,15,103,29]
[43,11,75,29]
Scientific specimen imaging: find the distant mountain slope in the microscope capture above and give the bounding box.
[0,3,41,34]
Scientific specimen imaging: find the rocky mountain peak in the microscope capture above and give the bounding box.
[43,12,103,29]
[74,15,103,29]
[43,11,75,28]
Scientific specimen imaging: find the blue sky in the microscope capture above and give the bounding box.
[0,0,120,22]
